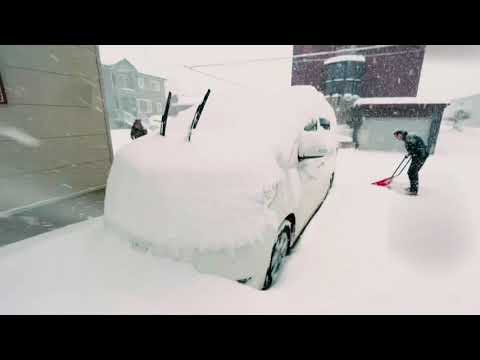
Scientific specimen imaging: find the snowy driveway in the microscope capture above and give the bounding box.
[1,127,479,314]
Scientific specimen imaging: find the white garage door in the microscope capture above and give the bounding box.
[358,117,432,153]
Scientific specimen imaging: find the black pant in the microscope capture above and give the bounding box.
[408,156,427,192]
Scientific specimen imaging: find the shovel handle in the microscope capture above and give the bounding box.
[391,156,411,179]
[396,157,411,177]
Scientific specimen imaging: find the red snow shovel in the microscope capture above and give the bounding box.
[372,156,411,188]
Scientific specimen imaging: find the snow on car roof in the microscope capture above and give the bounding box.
[354,97,450,106]
[324,55,366,65]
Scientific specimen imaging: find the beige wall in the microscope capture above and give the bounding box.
[0,45,112,214]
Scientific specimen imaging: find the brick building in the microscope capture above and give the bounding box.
[291,45,426,98]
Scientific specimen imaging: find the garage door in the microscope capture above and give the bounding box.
[358,117,432,153]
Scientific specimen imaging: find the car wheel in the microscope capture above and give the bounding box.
[262,223,291,290]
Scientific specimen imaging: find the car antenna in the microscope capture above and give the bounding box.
[187,89,211,142]
[160,91,172,136]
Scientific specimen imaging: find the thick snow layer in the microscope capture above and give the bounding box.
[324,55,366,65]
[1,124,480,314]
[0,218,263,314]
[105,134,282,254]
[354,97,449,106]
[105,86,336,253]
[110,127,158,155]
[111,129,133,154]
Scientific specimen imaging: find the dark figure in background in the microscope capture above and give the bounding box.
[394,130,429,196]
[350,116,362,149]
[131,119,148,140]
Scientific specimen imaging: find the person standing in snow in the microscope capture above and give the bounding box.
[131,119,148,140]
[394,130,429,196]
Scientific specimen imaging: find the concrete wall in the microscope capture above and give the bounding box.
[357,117,432,153]
[0,45,113,214]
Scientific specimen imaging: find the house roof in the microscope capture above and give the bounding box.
[138,72,167,81]
[451,92,480,103]
[324,55,366,65]
[103,58,167,80]
[110,58,137,71]
[354,97,449,107]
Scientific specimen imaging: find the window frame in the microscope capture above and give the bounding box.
[156,102,163,113]
[151,80,161,92]
[319,117,331,131]
[303,118,319,132]
[137,98,153,114]
[117,73,134,90]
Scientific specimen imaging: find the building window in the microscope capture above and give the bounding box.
[344,80,354,95]
[117,74,127,88]
[151,80,161,91]
[156,102,163,113]
[137,99,152,114]
[138,77,145,89]
[114,96,120,109]
[334,63,345,79]
[117,73,134,90]
[120,96,136,114]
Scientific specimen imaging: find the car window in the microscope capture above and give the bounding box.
[319,118,330,130]
[303,118,318,132]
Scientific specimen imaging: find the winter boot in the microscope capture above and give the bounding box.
[405,188,418,196]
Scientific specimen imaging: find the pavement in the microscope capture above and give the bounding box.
[0,189,105,247]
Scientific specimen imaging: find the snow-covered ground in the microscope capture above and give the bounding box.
[1,125,479,314]
[111,129,133,154]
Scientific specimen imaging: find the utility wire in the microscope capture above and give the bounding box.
[182,45,425,91]
[187,45,400,69]
[183,65,252,89]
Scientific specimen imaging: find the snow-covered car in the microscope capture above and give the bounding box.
[104,86,338,290]
[145,115,162,133]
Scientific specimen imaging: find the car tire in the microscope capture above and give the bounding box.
[262,222,291,290]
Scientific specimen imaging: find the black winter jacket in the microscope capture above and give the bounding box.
[405,134,428,159]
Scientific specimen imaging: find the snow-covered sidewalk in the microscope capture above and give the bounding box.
[272,127,480,314]
[110,129,133,154]
[1,126,479,314]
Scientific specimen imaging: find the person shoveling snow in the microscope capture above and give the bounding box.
[393,130,429,196]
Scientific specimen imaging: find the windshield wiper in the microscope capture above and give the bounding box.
[187,89,211,142]
[160,91,172,136]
